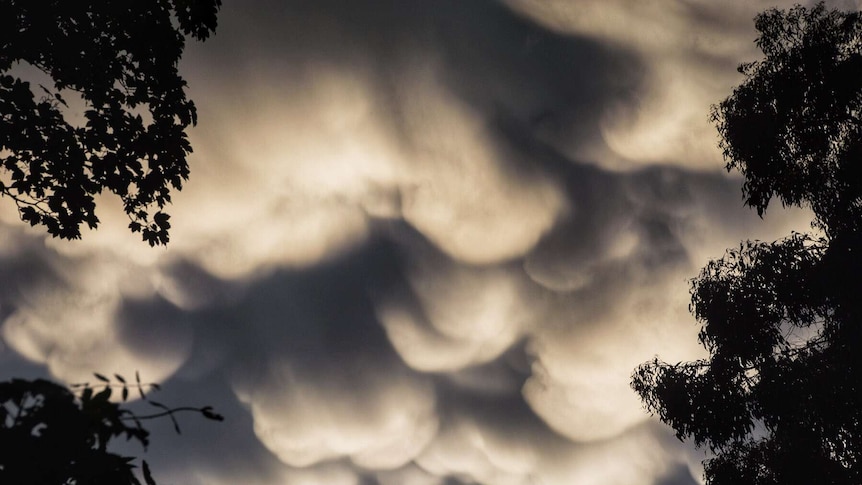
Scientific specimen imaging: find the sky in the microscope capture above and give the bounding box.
[0,0,855,484]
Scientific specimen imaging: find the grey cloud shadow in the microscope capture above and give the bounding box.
[106,370,277,484]
[658,464,700,485]
[123,239,415,480]
[186,0,647,169]
[504,116,771,296]
[129,227,549,483]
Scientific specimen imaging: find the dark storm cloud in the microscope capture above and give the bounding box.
[187,0,645,174]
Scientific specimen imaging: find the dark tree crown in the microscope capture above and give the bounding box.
[634,3,862,484]
[0,0,221,245]
[712,2,862,238]
[0,375,223,485]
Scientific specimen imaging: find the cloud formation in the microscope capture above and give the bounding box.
[0,0,831,484]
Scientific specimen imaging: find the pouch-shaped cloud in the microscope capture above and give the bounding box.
[376,241,546,373]
[519,167,812,443]
[376,464,451,485]
[235,357,438,470]
[0,249,191,386]
[522,267,702,442]
[535,422,702,485]
[416,418,536,484]
[66,42,566,277]
[414,394,697,485]
[53,63,399,281]
[395,61,566,265]
[503,0,776,170]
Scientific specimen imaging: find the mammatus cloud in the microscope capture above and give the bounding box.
[395,62,566,265]
[0,0,833,484]
[376,241,547,372]
[0,244,192,385]
[504,0,788,170]
[236,358,438,469]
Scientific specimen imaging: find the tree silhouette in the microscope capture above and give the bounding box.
[0,374,223,485]
[0,2,223,483]
[0,0,221,245]
[632,3,862,484]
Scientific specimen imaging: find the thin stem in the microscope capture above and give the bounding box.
[120,407,202,421]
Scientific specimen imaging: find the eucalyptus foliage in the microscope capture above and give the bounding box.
[633,4,862,484]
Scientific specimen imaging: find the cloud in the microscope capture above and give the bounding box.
[502,0,782,170]
[236,358,438,469]
[192,461,365,485]
[395,61,566,265]
[167,245,439,471]
[534,422,701,485]
[376,464,452,485]
[522,281,700,442]
[376,236,547,372]
[0,239,191,385]
[412,389,698,485]
[519,166,810,442]
[0,1,833,484]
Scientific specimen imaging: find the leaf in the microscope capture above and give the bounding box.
[93,385,112,402]
[115,374,126,383]
[54,91,68,107]
[94,373,110,382]
[142,460,157,485]
[201,406,224,421]
[135,371,147,399]
[153,211,170,229]
[122,386,129,402]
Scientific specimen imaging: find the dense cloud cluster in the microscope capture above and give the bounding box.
[0,0,827,483]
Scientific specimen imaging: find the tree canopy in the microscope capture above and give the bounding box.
[0,374,223,485]
[0,2,223,483]
[632,3,862,484]
[0,0,221,244]
[714,2,862,238]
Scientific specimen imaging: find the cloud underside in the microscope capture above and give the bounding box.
[0,0,823,484]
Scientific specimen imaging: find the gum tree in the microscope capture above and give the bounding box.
[633,4,862,484]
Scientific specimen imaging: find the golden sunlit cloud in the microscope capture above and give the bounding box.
[416,414,538,485]
[396,60,566,264]
[1,255,190,386]
[378,253,544,372]
[502,0,775,170]
[234,357,438,470]
[535,422,700,485]
[522,269,702,442]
